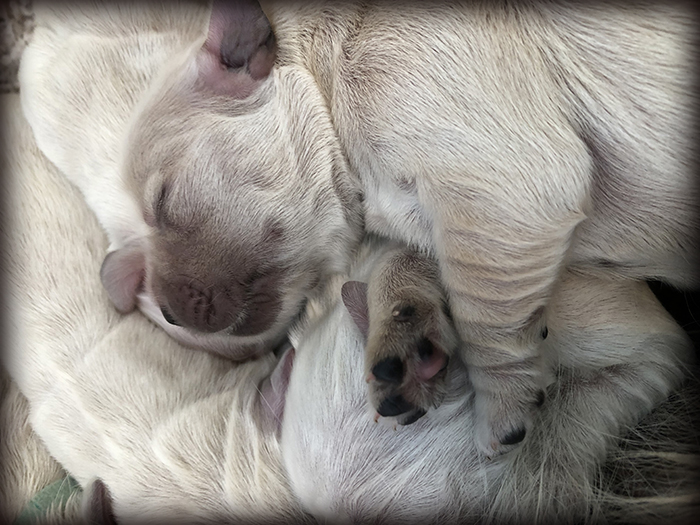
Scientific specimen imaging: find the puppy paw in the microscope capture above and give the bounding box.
[366,297,457,424]
[341,247,459,426]
[473,378,546,458]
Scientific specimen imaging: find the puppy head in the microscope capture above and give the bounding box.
[109,0,363,357]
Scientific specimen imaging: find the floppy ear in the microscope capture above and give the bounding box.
[341,281,370,340]
[99,242,145,313]
[197,0,277,98]
[81,478,118,525]
[258,341,295,432]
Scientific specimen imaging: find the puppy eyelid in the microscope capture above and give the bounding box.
[154,183,168,226]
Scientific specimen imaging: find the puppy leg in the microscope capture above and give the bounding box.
[343,246,459,425]
[489,271,694,522]
[420,118,592,456]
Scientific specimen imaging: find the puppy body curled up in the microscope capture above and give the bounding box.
[120,0,698,455]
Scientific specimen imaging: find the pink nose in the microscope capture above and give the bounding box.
[163,280,240,333]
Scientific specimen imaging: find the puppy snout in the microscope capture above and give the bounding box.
[231,271,282,336]
[164,279,240,333]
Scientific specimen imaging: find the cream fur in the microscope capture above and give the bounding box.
[124,0,698,454]
[7,1,698,522]
[0,367,74,524]
[3,93,307,524]
[3,87,697,522]
[17,0,302,360]
[283,238,694,524]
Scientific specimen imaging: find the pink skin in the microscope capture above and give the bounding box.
[416,347,448,381]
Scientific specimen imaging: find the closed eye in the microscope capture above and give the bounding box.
[153,183,168,227]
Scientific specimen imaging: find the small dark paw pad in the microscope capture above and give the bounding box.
[501,427,527,446]
[399,408,427,426]
[372,357,405,384]
[377,394,414,417]
[541,326,548,339]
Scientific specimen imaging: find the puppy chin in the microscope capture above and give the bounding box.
[136,291,286,361]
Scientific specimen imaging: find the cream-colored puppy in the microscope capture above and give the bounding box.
[18,0,314,360]
[3,91,695,523]
[4,92,307,524]
[125,0,698,454]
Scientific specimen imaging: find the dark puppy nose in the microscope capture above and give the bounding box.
[372,357,405,384]
[164,279,240,334]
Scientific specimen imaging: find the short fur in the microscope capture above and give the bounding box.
[283,237,695,523]
[3,88,697,523]
[3,92,308,524]
[122,0,698,454]
[18,0,308,360]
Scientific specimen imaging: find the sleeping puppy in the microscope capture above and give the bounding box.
[4,92,308,524]
[123,0,698,455]
[281,236,695,524]
[18,0,323,360]
[4,90,694,523]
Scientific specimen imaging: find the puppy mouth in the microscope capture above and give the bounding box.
[149,262,314,338]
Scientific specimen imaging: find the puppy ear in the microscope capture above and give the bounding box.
[81,478,118,525]
[197,0,277,98]
[99,242,145,314]
[258,341,295,432]
[341,281,370,340]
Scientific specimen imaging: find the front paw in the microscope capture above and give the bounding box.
[473,379,546,458]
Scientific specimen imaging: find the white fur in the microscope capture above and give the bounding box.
[3,93,307,523]
[7,2,698,523]
[282,239,694,524]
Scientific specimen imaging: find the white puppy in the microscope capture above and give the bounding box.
[3,92,307,524]
[18,0,311,360]
[122,0,698,455]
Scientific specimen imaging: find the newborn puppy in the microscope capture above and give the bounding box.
[5,90,307,524]
[126,0,698,454]
[5,87,694,523]
[18,1,323,359]
[119,0,363,345]
[281,237,694,524]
